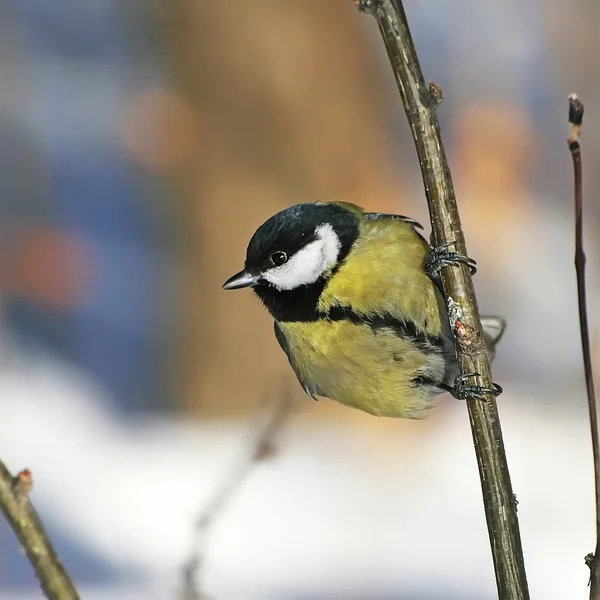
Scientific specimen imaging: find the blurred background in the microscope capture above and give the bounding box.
[1,0,599,598]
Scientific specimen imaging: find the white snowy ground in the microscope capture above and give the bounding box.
[0,350,594,600]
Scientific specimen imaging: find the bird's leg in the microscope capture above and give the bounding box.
[425,242,477,278]
[442,373,503,401]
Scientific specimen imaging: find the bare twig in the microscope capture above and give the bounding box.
[180,384,295,600]
[567,94,600,599]
[355,1,529,597]
[0,461,80,599]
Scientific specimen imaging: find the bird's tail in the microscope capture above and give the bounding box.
[480,315,507,362]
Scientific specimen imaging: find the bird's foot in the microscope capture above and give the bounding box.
[425,243,477,278]
[444,373,502,401]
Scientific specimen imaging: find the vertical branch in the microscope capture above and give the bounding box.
[355,1,529,598]
[0,461,80,599]
[568,94,600,599]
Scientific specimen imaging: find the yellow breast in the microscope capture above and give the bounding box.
[279,319,439,419]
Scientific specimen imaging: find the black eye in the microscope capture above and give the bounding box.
[270,251,288,266]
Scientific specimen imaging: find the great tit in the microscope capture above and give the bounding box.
[223,202,504,418]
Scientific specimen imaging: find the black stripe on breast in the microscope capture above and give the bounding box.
[325,305,445,351]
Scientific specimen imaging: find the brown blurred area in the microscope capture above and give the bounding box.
[4,0,600,420]
[158,0,405,415]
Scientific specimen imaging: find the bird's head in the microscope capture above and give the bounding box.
[223,203,359,320]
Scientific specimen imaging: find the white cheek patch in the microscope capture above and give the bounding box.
[262,223,341,291]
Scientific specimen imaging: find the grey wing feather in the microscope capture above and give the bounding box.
[480,315,507,361]
[273,321,326,401]
[363,212,424,230]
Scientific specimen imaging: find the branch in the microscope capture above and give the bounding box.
[568,94,600,599]
[0,461,80,599]
[355,1,529,598]
[180,384,295,600]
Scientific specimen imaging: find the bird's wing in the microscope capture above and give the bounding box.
[330,202,424,231]
[320,213,446,340]
[273,321,327,401]
[363,212,424,230]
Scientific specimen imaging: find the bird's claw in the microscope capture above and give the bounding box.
[449,372,503,401]
[425,243,477,277]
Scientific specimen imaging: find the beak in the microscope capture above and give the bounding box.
[222,269,260,290]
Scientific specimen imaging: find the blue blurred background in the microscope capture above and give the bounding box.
[1,0,599,598]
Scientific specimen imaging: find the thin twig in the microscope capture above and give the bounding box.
[180,384,295,600]
[0,461,80,599]
[568,94,600,599]
[355,1,529,598]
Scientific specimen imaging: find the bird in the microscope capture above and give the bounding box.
[223,201,504,419]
